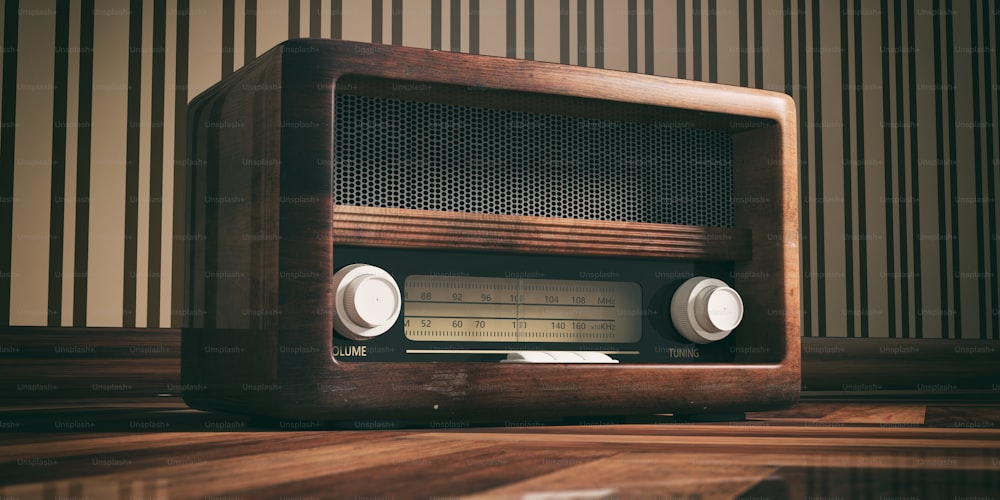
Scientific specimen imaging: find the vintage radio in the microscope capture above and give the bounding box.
[181,39,800,423]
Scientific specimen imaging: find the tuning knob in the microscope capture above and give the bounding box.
[670,277,744,344]
[332,264,401,340]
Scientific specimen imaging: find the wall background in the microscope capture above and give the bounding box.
[1,0,997,339]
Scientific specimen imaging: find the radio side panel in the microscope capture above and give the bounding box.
[731,121,801,368]
[181,46,284,414]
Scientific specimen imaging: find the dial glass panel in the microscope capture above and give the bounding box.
[403,275,642,343]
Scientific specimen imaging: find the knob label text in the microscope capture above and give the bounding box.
[667,347,700,358]
[332,345,368,357]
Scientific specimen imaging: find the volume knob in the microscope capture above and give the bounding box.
[332,264,401,340]
[670,277,744,344]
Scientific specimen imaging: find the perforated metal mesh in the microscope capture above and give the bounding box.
[333,93,734,227]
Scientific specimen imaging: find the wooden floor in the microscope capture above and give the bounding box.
[1,398,999,499]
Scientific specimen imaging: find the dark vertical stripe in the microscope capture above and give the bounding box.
[594,0,604,68]
[840,0,854,338]
[753,0,762,88]
[245,0,257,63]
[945,0,961,337]
[906,0,921,338]
[676,0,685,78]
[310,0,321,37]
[853,0,869,338]
[450,0,461,52]
[123,0,143,328]
[893,0,909,338]
[707,0,716,82]
[524,0,534,60]
[628,0,637,72]
[933,0,949,338]
[643,0,653,74]
[0,0,18,326]
[170,0,190,328]
[739,0,748,87]
[469,0,479,54]
[797,0,810,336]
[577,0,587,66]
[288,0,299,39]
[985,0,999,339]
[880,0,896,338]
[392,0,402,44]
[48,0,70,327]
[431,0,441,49]
[812,0,826,336]
[331,0,343,39]
[560,0,570,64]
[147,0,167,327]
[222,0,234,75]
[74,0,95,327]
[372,0,382,44]
[507,0,516,57]
[971,0,987,338]
[692,0,701,79]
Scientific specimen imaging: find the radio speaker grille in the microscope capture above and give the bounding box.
[334,92,734,227]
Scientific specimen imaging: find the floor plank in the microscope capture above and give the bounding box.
[1,437,495,499]
[466,454,779,500]
[233,447,621,499]
[407,426,1000,451]
[816,403,927,424]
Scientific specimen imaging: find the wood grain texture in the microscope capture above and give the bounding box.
[1,400,999,499]
[464,456,779,500]
[178,38,802,420]
[333,205,753,261]
[817,404,927,424]
[4,328,998,405]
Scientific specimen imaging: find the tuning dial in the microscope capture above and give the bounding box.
[670,277,744,344]
[332,264,401,340]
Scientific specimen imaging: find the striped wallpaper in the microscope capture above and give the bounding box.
[1,0,997,339]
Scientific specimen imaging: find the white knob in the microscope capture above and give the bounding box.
[670,277,744,344]
[332,264,401,340]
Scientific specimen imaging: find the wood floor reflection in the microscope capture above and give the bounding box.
[1,400,998,499]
